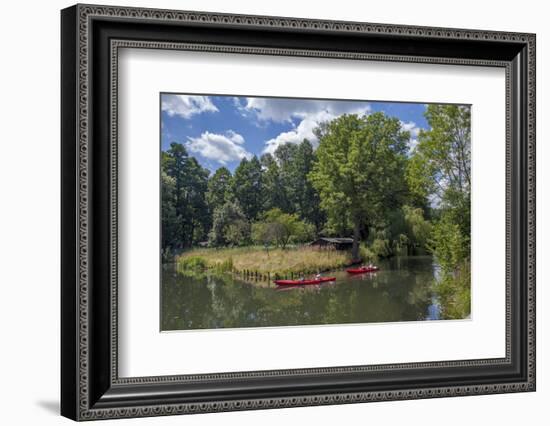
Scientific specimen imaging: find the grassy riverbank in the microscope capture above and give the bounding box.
[432,261,471,320]
[176,246,356,277]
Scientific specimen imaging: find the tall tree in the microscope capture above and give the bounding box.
[230,156,263,220]
[407,105,471,241]
[162,142,209,249]
[292,140,325,232]
[161,170,178,255]
[273,140,324,230]
[273,144,298,213]
[185,156,210,244]
[407,105,471,319]
[206,167,232,213]
[309,113,410,259]
[260,153,288,212]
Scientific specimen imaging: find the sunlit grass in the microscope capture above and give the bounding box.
[176,245,353,276]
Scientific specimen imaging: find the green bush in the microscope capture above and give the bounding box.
[359,244,376,261]
[433,261,471,319]
[371,238,393,258]
[178,256,207,271]
[428,216,469,271]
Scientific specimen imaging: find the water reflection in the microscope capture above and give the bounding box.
[161,256,441,331]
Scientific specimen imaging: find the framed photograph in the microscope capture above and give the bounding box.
[61,4,536,421]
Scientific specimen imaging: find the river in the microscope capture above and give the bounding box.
[161,255,441,331]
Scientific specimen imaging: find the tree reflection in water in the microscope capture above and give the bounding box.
[161,256,451,331]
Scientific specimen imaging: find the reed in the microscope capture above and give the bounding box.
[176,245,352,276]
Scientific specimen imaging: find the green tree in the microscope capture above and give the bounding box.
[428,215,471,319]
[271,140,325,233]
[429,216,469,272]
[258,208,311,249]
[161,170,178,258]
[403,205,432,254]
[370,205,432,258]
[251,221,277,248]
[407,105,471,235]
[309,113,410,259]
[230,156,263,220]
[208,201,250,247]
[224,221,251,247]
[291,140,325,232]
[260,153,288,212]
[273,144,298,213]
[370,208,408,258]
[408,105,472,319]
[206,167,232,212]
[162,143,209,250]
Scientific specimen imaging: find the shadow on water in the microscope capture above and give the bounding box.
[161,256,441,331]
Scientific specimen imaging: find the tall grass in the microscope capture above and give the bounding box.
[213,257,234,273]
[176,245,352,276]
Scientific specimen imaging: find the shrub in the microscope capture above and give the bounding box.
[433,261,471,319]
[371,238,393,258]
[178,256,207,271]
[253,208,312,249]
[428,216,469,271]
[428,215,471,320]
[208,201,250,247]
[359,244,376,261]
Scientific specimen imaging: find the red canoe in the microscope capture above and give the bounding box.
[274,277,336,286]
[346,266,380,274]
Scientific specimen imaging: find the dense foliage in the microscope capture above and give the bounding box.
[161,143,209,255]
[162,106,471,317]
[410,105,472,318]
[161,139,324,255]
[309,112,410,259]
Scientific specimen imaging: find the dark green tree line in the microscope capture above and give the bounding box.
[162,139,326,253]
[161,143,209,254]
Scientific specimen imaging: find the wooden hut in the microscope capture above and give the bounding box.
[309,237,354,251]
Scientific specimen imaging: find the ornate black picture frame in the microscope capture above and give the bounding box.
[61,4,536,421]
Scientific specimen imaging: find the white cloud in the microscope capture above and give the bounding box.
[225,130,244,145]
[252,98,371,154]
[400,121,422,151]
[161,95,218,119]
[185,131,251,165]
[244,97,370,124]
[400,121,421,137]
[263,110,332,155]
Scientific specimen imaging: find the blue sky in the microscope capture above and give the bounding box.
[161,94,430,173]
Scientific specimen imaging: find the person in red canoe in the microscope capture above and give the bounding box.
[315,272,322,280]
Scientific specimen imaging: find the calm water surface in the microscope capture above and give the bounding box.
[161,256,440,331]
